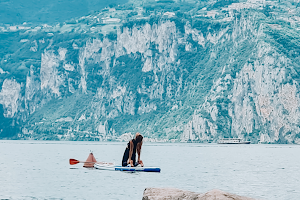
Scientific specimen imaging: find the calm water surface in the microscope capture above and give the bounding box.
[0,140,299,199]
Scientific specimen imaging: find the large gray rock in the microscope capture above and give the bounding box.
[142,188,256,200]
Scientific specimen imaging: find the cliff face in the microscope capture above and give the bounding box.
[1,0,300,143]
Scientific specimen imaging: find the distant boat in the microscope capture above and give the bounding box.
[218,138,250,144]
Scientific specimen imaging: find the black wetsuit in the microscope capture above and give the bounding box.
[122,139,138,167]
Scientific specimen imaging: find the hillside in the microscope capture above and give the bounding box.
[1,0,300,143]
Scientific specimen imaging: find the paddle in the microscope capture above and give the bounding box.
[69,159,97,165]
[69,159,114,165]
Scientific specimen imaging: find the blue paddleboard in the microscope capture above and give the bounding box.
[94,163,161,172]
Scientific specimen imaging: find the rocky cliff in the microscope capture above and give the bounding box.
[1,0,300,143]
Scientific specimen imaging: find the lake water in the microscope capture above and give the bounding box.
[0,140,299,200]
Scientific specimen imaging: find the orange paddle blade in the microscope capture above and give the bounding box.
[69,159,80,165]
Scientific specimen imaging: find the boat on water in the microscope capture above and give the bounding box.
[218,138,250,144]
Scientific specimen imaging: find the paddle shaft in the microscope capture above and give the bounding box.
[69,159,113,165]
[69,159,96,165]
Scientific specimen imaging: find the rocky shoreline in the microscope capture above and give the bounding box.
[142,188,256,200]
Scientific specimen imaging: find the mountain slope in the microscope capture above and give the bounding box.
[1,0,300,143]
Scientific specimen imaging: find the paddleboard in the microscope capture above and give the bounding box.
[94,163,161,172]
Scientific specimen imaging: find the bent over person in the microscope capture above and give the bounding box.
[122,133,144,167]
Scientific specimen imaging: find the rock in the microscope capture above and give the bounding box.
[142,188,199,200]
[142,188,256,200]
[197,189,255,200]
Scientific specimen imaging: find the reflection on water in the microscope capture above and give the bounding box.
[0,140,299,199]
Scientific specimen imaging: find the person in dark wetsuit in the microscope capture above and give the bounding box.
[122,133,144,167]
